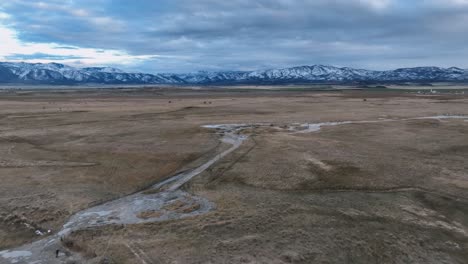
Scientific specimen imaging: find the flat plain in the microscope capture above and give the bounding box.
[0,87,467,263]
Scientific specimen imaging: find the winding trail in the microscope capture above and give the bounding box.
[0,125,247,264]
[1,115,466,264]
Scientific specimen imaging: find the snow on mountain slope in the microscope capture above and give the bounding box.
[82,67,125,74]
[247,65,372,81]
[0,62,467,85]
[0,62,183,84]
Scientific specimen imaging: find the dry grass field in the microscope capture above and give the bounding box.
[0,87,467,263]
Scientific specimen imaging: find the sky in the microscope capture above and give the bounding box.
[1,0,468,73]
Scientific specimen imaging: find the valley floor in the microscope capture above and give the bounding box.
[0,87,467,263]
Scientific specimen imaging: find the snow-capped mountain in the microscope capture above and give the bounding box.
[176,71,249,84]
[231,65,468,83]
[0,62,467,85]
[0,62,183,84]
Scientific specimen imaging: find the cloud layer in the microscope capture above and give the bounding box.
[1,0,468,73]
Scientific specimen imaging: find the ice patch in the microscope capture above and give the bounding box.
[79,210,112,218]
[0,250,32,260]
[416,115,467,120]
[294,115,467,134]
[296,121,353,133]
[202,124,248,129]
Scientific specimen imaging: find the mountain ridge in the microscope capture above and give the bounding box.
[0,62,467,85]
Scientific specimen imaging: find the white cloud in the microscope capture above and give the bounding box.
[430,0,468,7]
[445,0,468,5]
[0,12,10,20]
[0,24,158,68]
[359,0,392,10]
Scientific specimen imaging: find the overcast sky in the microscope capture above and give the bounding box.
[1,0,468,73]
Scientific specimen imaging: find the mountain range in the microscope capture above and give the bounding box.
[0,62,467,85]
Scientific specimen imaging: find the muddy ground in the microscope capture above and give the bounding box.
[0,87,467,263]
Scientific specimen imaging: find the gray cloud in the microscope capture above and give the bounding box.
[1,0,468,73]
